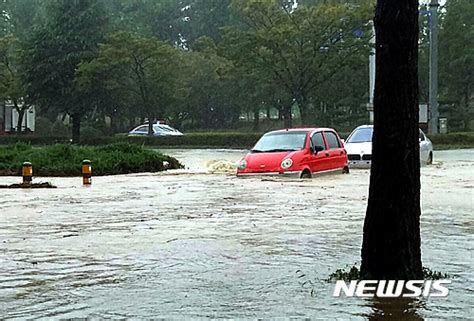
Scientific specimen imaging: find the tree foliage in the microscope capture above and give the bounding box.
[0,0,470,137]
[439,0,474,130]
[222,0,371,126]
[22,0,107,142]
[78,32,184,135]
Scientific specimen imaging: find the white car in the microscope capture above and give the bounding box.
[128,123,184,136]
[344,125,433,168]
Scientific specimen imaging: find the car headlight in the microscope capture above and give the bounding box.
[238,160,248,170]
[281,158,293,169]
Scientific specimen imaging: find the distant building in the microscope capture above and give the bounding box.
[0,102,36,134]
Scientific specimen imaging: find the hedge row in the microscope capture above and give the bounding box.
[427,132,474,146]
[0,132,264,148]
[0,131,473,149]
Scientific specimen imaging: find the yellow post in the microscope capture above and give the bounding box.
[22,162,33,184]
[82,160,92,185]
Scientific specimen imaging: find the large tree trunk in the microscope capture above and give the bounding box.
[360,0,423,280]
[71,113,81,144]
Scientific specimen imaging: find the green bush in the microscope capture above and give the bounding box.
[80,126,104,139]
[50,121,70,137]
[34,117,53,136]
[428,132,474,145]
[82,132,263,148]
[0,132,262,148]
[0,136,70,145]
[1,131,472,149]
[0,143,183,176]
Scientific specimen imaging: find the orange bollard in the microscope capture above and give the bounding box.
[22,162,32,184]
[82,160,92,185]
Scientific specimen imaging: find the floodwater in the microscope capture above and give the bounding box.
[0,149,472,319]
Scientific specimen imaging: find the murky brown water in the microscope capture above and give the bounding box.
[0,149,472,319]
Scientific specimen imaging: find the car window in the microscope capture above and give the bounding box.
[154,125,173,132]
[311,132,326,150]
[161,125,177,132]
[324,131,341,149]
[135,125,149,133]
[252,132,307,152]
[347,127,373,143]
[155,125,181,133]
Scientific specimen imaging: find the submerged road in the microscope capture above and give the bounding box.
[0,149,472,319]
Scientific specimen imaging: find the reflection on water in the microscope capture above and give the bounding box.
[367,297,424,321]
[0,149,472,318]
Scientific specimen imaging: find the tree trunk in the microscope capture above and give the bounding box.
[148,114,154,136]
[72,113,81,144]
[16,109,25,134]
[282,105,292,128]
[296,97,310,127]
[360,0,423,280]
[253,109,260,131]
[463,86,470,131]
[13,100,24,134]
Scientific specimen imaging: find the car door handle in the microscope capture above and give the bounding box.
[340,151,344,155]
[325,153,329,157]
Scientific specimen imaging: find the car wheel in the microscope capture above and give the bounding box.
[427,152,433,165]
[301,171,312,179]
[342,166,350,174]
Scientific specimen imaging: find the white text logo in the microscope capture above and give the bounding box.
[333,280,451,297]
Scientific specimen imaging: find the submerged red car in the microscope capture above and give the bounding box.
[237,128,349,178]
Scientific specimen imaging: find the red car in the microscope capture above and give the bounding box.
[237,128,349,178]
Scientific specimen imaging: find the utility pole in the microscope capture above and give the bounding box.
[368,20,376,124]
[429,0,440,134]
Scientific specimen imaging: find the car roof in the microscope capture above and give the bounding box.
[353,125,425,133]
[354,125,373,129]
[266,127,338,134]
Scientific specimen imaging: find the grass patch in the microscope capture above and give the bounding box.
[328,264,361,282]
[0,143,183,176]
[328,264,450,282]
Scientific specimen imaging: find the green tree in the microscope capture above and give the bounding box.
[0,0,46,40]
[439,0,473,131]
[0,35,31,133]
[78,32,184,136]
[182,40,244,129]
[23,0,107,143]
[183,0,233,48]
[222,0,371,127]
[104,0,188,43]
